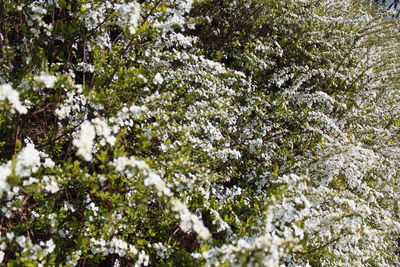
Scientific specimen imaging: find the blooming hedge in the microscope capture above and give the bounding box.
[0,0,400,266]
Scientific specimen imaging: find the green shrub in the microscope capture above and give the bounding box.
[0,0,399,266]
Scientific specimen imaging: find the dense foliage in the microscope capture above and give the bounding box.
[0,0,400,266]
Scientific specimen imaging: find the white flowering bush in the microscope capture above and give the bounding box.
[0,0,399,266]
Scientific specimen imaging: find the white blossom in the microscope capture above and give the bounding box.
[15,143,41,177]
[116,2,141,34]
[171,199,211,240]
[34,72,57,88]
[44,180,60,194]
[153,73,164,85]
[43,158,55,169]
[73,120,96,161]
[0,163,11,196]
[0,84,28,114]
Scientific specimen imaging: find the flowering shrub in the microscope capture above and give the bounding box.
[0,0,400,266]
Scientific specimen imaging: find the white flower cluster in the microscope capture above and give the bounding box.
[34,72,57,88]
[43,176,60,194]
[15,143,41,177]
[153,73,164,85]
[113,156,150,178]
[209,209,232,234]
[116,2,141,34]
[65,250,82,266]
[171,199,211,240]
[73,106,146,161]
[55,88,88,126]
[0,234,56,264]
[76,62,95,73]
[113,155,211,240]
[26,3,54,37]
[113,155,175,197]
[29,5,46,24]
[0,163,11,196]
[92,118,117,146]
[153,0,193,32]
[163,33,198,48]
[195,206,299,267]
[147,242,172,259]
[144,172,172,197]
[1,142,55,195]
[73,120,96,161]
[110,105,148,128]
[90,237,140,258]
[80,2,112,31]
[0,84,28,114]
[90,237,149,266]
